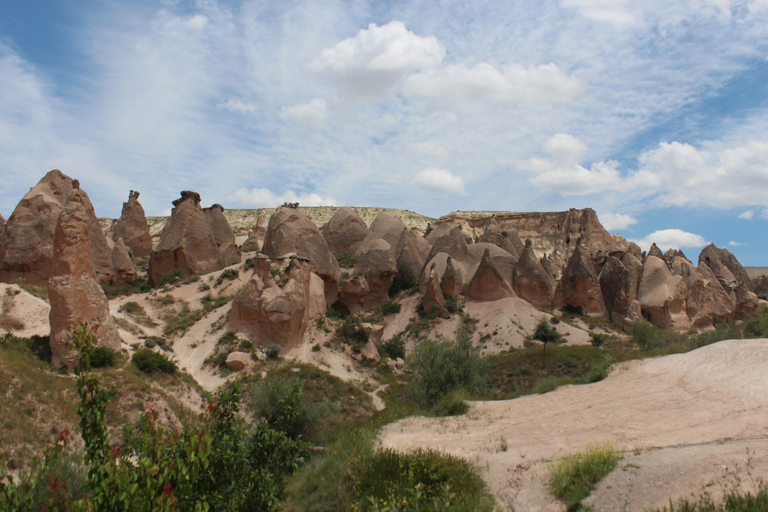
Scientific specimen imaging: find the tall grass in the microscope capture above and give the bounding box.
[548,441,623,511]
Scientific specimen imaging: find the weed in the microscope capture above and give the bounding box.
[118,301,156,327]
[154,268,187,288]
[379,336,405,360]
[131,349,177,374]
[534,376,575,394]
[336,251,358,268]
[200,293,234,312]
[433,392,469,416]
[335,317,371,345]
[215,268,239,287]
[11,279,48,302]
[90,347,117,368]
[265,344,282,359]
[162,302,203,335]
[632,321,660,350]
[378,301,401,316]
[548,441,623,511]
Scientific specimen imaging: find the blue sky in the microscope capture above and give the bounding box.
[1,0,768,264]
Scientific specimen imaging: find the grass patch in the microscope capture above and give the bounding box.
[336,250,358,269]
[388,263,418,298]
[102,277,152,299]
[548,441,623,511]
[118,301,156,327]
[377,300,401,316]
[131,349,177,375]
[655,486,768,511]
[162,301,203,335]
[11,279,48,302]
[214,268,239,287]
[201,293,234,312]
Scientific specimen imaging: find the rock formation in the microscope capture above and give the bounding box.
[112,190,152,260]
[599,252,642,327]
[111,238,137,286]
[262,205,341,304]
[336,238,397,314]
[637,255,689,329]
[0,170,75,286]
[204,204,241,267]
[467,248,514,301]
[441,256,461,298]
[47,187,120,368]
[699,244,753,292]
[228,255,325,350]
[321,207,368,257]
[557,241,605,314]
[241,214,268,251]
[149,191,228,283]
[422,263,445,314]
[513,239,555,306]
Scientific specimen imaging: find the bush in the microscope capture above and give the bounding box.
[90,346,117,368]
[378,301,401,316]
[589,332,608,349]
[389,264,418,297]
[586,354,615,383]
[154,268,186,288]
[252,378,313,440]
[336,318,371,345]
[215,268,239,287]
[532,320,562,355]
[561,304,584,318]
[379,336,405,360]
[548,441,623,510]
[132,349,177,374]
[409,333,486,408]
[533,376,575,394]
[632,320,660,350]
[444,294,461,314]
[433,392,469,417]
[336,251,358,268]
[264,344,282,359]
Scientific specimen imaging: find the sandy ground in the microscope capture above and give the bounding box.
[0,283,50,338]
[379,339,768,511]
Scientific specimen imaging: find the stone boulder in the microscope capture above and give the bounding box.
[394,228,431,282]
[111,238,137,286]
[0,170,75,286]
[513,239,555,306]
[358,211,407,250]
[321,207,368,257]
[225,352,251,371]
[149,191,227,284]
[262,205,341,305]
[637,255,689,329]
[204,204,241,267]
[556,241,605,314]
[336,238,397,314]
[241,215,268,251]
[698,243,753,292]
[112,191,152,260]
[228,255,325,350]
[754,275,768,297]
[467,248,514,301]
[47,187,120,368]
[734,283,759,319]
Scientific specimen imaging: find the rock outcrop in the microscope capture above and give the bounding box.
[228,255,325,350]
[637,255,689,329]
[262,205,341,305]
[699,244,753,292]
[111,238,138,286]
[467,248,514,301]
[47,187,120,368]
[112,190,152,260]
[423,263,445,314]
[513,239,555,306]
[149,191,228,283]
[557,241,605,314]
[0,170,75,286]
[204,204,241,267]
[599,252,642,326]
[337,238,397,314]
[321,207,368,257]
[241,215,268,251]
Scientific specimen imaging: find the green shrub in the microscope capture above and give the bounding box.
[162,302,203,335]
[745,306,768,337]
[379,336,405,360]
[444,294,461,314]
[154,268,186,287]
[215,268,239,287]
[352,448,496,512]
[378,301,401,316]
[561,304,584,318]
[532,320,562,355]
[589,332,608,349]
[433,392,469,417]
[586,354,615,383]
[655,485,768,511]
[389,264,418,297]
[548,441,623,511]
[409,333,486,408]
[336,251,358,268]
[201,293,234,312]
[90,346,117,368]
[132,349,177,374]
[336,318,371,345]
[264,344,282,359]
[252,378,313,440]
[533,376,576,394]
[632,320,661,350]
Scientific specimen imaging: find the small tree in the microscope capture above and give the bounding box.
[532,320,562,356]
[589,332,608,350]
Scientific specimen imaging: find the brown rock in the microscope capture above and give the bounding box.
[686,263,734,328]
[228,256,323,350]
[112,191,152,260]
[111,238,138,286]
[734,283,759,319]
[425,221,453,245]
[698,243,753,292]
[241,215,267,251]
[513,239,555,306]
[600,252,641,326]
[424,227,469,268]
[321,207,368,257]
[467,248,514,301]
[358,211,407,249]
[47,189,121,368]
[754,275,768,297]
[204,204,241,266]
[423,263,445,314]
[637,255,690,329]
[440,256,461,298]
[149,191,227,283]
[557,241,605,314]
[478,216,524,258]
[394,227,431,281]
[0,170,75,286]
[225,351,251,371]
[337,238,397,314]
[262,205,340,305]
[648,243,664,260]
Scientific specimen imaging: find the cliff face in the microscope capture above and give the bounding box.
[440,208,627,263]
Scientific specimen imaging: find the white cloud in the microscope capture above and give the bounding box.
[561,0,636,26]
[599,213,638,231]
[218,99,258,113]
[738,210,754,219]
[631,229,709,252]
[412,168,465,194]
[309,21,444,99]
[729,240,744,247]
[228,187,338,208]
[407,141,449,157]
[280,98,329,133]
[762,209,768,219]
[402,62,582,108]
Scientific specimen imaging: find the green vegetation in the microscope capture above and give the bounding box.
[215,268,240,287]
[532,319,562,355]
[548,441,623,511]
[162,301,203,335]
[118,301,156,327]
[378,300,401,316]
[252,378,313,440]
[655,487,768,511]
[90,346,117,368]
[201,293,234,312]
[389,263,418,297]
[379,336,405,361]
[409,333,486,409]
[102,277,152,299]
[131,348,177,374]
[335,317,372,346]
[11,280,48,302]
[336,250,359,268]
[154,268,187,288]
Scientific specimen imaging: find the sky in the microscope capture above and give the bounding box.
[1,0,768,264]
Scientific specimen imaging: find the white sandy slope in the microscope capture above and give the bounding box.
[0,283,50,338]
[379,339,768,511]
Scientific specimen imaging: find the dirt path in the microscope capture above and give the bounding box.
[379,339,768,510]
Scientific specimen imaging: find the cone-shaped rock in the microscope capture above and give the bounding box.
[467,248,514,301]
[513,239,555,306]
[648,243,664,260]
[204,204,241,267]
[321,207,368,257]
[262,205,341,305]
[698,243,753,292]
[600,252,641,326]
[637,255,689,329]
[111,238,137,286]
[423,263,445,314]
[394,227,430,281]
[48,188,120,368]
[357,211,407,251]
[149,191,225,283]
[557,241,605,314]
[112,191,152,260]
[441,256,461,298]
[241,215,268,251]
